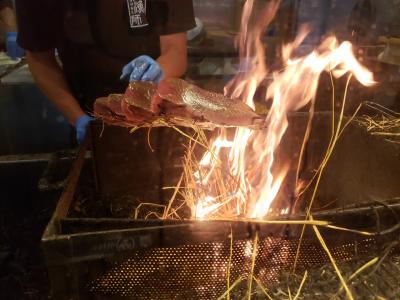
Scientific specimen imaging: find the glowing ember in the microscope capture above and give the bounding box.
[244,240,253,258]
[191,0,375,220]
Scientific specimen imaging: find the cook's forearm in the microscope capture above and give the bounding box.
[157,50,187,78]
[27,50,85,125]
[0,7,17,32]
[157,33,188,78]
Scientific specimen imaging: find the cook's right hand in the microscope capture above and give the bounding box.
[120,55,164,83]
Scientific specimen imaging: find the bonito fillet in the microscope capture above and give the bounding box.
[154,78,262,126]
[94,79,263,128]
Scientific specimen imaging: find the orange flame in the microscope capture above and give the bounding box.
[192,0,375,220]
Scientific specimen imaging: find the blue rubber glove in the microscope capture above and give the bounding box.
[75,115,94,145]
[6,32,25,60]
[120,55,164,83]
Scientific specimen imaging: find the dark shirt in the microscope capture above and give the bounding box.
[15,0,195,105]
[0,0,13,10]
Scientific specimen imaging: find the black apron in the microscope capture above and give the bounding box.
[59,0,165,109]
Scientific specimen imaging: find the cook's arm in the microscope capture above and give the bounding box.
[157,32,188,78]
[26,50,86,125]
[0,5,17,32]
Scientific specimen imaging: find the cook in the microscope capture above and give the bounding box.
[15,0,196,144]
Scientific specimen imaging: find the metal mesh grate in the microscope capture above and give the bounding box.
[271,254,400,299]
[88,236,379,299]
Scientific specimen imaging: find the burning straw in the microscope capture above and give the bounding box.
[175,0,375,221]
[358,102,400,143]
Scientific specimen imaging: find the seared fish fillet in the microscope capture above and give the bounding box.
[94,79,263,128]
[155,78,263,126]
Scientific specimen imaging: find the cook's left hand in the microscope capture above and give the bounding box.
[120,55,164,83]
[75,114,94,145]
[6,32,25,60]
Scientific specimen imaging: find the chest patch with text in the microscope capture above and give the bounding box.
[126,0,149,28]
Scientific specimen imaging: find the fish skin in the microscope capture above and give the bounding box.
[94,82,157,125]
[93,94,135,126]
[124,81,157,112]
[94,94,125,117]
[121,100,154,123]
[121,82,157,122]
[157,78,263,126]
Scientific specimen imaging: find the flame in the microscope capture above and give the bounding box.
[191,0,375,220]
[195,196,222,220]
